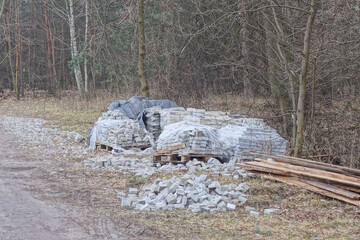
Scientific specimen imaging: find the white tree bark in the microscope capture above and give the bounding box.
[84,0,88,96]
[67,0,83,97]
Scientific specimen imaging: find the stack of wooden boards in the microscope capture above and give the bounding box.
[240,153,360,207]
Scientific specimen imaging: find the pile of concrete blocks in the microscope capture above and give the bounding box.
[84,154,156,178]
[160,107,188,130]
[157,108,287,160]
[219,123,287,160]
[156,121,225,156]
[120,173,249,213]
[90,110,151,149]
[144,107,162,143]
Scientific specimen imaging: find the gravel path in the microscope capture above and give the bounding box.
[0,114,155,240]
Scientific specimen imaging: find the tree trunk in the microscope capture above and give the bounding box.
[84,0,89,97]
[240,0,252,102]
[294,0,317,158]
[0,0,5,19]
[137,0,149,97]
[44,0,55,94]
[67,0,84,97]
[5,2,15,92]
[15,0,20,99]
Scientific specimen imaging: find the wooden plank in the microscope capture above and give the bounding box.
[240,164,292,176]
[155,144,186,155]
[252,172,360,207]
[249,152,360,176]
[253,156,360,178]
[254,159,360,183]
[303,180,360,200]
[243,161,360,188]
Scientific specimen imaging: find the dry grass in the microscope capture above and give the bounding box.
[1,93,360,239]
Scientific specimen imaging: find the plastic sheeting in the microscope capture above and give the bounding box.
[108,96,178,128]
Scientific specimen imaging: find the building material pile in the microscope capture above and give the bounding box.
[241,153,360,207]
[144,107,162,143]
[119,173,249,212]
[89,97,287,162]
[156,121,225,158]
[89,110,150,150]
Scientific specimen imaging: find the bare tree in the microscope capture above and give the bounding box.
[294,0,317,157]
[66,0,84,97]
[137,0,149,97]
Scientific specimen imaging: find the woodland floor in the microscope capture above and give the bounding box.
[0,95,359,240]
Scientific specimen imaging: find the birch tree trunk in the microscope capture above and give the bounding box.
[67,0,84,97]
[137,0,149,97]
[294,0,317,157]
[84,0,89,96]
[0,0,5,19]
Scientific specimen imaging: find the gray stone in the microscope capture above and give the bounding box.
[245,206,255,212]
[191,194,200,203]
[238,196,248,204]
[195,174,209,183]
[217,201,226,210]
[211,196,222,205]
[189,204,201,213]
[176,196,182,204]
[129,188,138,194]
[236,183,249,193]
[250,211,259,218]
[215,188,223,195]
[159,183,168,192]
[135,203,149,211]
[208,181,220,190]
[208,157,222,165]
[155,200,167,209]
[166,193,177,204]
[174,204,185,209]
[176,188,185,196]
[74,133,84,143]
[264,208,281,215]
[181,196,188,206]
[121,197,132,208]
[226,203,236,211]
[117,191,126,198]
[168,183,178,193]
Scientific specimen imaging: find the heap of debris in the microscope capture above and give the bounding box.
[119,173,249,213]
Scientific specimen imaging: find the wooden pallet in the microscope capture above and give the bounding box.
[96,142,150,152]
[153,153,213,165]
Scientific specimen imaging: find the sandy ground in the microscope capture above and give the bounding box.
[0,114,156,240]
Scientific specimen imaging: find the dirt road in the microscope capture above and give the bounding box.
[0,115,156,240]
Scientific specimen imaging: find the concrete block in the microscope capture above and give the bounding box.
[208,181,220,190]
[250,211,259,218]
[238,196,248,204]
[245,206,255,212]
[191,194,200,203]
[174,204,185,209]
[182,196,188,206]
[155,200,167,209]
[121,197,132,208]
[166,193,177,204]
[129,188,138,195]
[264,208,281,215]
[226,203,236,211]
[168,183,178,193]
[176,188,185,196]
